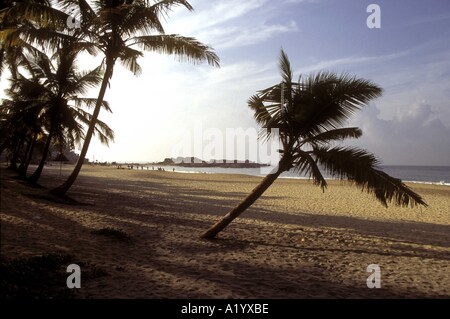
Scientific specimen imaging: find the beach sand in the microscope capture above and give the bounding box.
[1,165,449,298]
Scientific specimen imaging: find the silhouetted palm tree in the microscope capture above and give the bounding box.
[0,73,44,174]
[2,42,114,183]
[1,1,112,179]
[50,0,220,195]
[0,0,47,75]
[0,0,63,167]
[0,0,64,78]
[201,50,427,239]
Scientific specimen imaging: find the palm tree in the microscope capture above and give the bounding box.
[1,1,111,179]
[2,41,114,183]
[49,0,219,195]
[0,77,44,175]
[0,0,63,78]
[1,0,63,171]
[29,46,114,183]
[201,50,427,239]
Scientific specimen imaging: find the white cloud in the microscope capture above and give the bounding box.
[296,51,409,74]
[349,103,450,166]
[164,0,298,50]
[211,21,298,49]
[372,50,450,126]
[165,0,269,34]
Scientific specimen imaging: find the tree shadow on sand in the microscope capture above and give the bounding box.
[2,166,449,298]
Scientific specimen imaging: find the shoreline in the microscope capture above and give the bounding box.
[79,163,450,186]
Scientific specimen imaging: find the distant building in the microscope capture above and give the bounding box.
[50,148,88,164]
[163,158,174,164]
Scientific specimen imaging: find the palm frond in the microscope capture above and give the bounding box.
[149,0,194,19]
[93,117,115,146]
[74,98,112,113]
[72,108,115,146]
[119,46,143,75]
[58,0,97,23]
[119,5,165,36]
[293,150,327,189]
[15,26,78,52]
[129,34,220,67]
[312,146,428,207]
[2,1,65,29]
[293,72,383,134]
[247,94,272,126]
[302,127,362,146]
[67,66,103,95]
[279,49,292,84]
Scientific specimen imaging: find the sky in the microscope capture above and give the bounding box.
[2,0,450,165]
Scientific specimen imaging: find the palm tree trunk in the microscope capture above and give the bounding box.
[28,132,52,183]
[0,145,5,161]
[8,139,22,170]
[18,135,35,177]
[201,163,287,239]
[51,59,115,195]
[21,132,38,177]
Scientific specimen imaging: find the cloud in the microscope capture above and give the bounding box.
[165,0,298,50]
[198,21,298,49]
[371,48,450,127]
[296,51,410,74]
[165,0,269,33]
[402,11,450,28]
[349,103,450,166]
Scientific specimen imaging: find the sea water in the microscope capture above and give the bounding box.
[133,164,450,185]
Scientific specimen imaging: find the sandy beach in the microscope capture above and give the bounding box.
[1,165,449,298]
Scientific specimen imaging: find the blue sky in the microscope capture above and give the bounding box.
[2,0,450,165]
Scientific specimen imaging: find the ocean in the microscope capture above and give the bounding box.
[134,164,450,185]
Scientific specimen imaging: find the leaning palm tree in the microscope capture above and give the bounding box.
[201,50,427,239]
[50,0,220,195]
